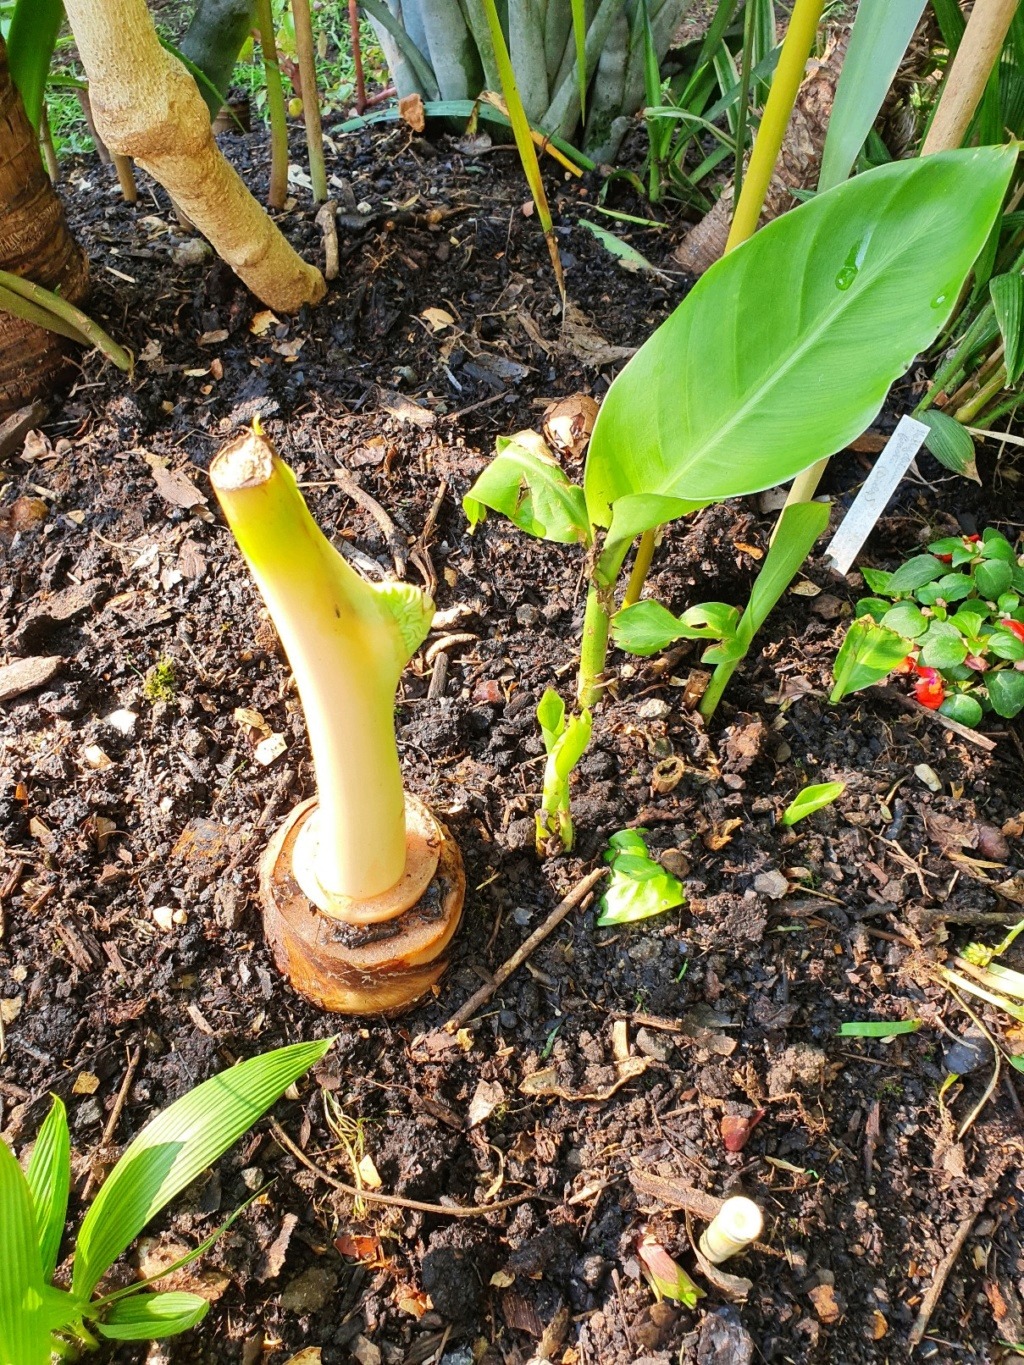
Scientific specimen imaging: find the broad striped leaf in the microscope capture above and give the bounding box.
[918,409,979,482]
[990,272,1024,383]
[585,148,1015,525]
[73,1039,331,1298]
[25,1097,70,1281]
[0,1140,54,1365]
[97,1292,209,1341]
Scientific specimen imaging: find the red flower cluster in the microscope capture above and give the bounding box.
[936,533,981,564]
[1001,618,1024,643]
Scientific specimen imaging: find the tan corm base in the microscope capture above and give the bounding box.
[261,795,465,1014]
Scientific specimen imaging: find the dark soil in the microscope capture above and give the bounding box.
[2,118,1024,1365]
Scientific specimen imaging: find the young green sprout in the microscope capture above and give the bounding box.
[210,426,465,1014]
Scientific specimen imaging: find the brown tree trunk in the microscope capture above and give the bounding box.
[0,34,89,418]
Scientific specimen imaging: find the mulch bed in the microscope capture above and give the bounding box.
[2,116,1023,1365]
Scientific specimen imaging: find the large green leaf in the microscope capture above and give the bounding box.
[97,1292,210,1341]
[585,148,1016,526]
[25,1097,70,1281]
[0,1140,56,1365]
[73,1039,331,1299]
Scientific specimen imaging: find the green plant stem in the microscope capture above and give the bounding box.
[622,528,657,608]
[578,583,612,707]
[292,0,328,203]
[698,657,734,718]
[725,0,824,251]
[0,269,133,370]
[732,0,756,202]
[972,389,1024,428]
[955,362,1007,423]
[255,0,289,208]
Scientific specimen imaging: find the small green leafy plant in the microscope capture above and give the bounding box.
[781,780,845,827]
[831,527,1024,725]
[595,829,686,927]
[0,1039,330,1360]
[536,688,592,855]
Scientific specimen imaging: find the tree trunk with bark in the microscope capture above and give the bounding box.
[0,33,90,418]
[63,0,325,313]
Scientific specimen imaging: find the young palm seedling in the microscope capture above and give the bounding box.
[0,1040,328,1358]
[210,425,465,1014]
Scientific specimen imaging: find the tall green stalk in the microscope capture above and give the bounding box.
[254,0,289,208]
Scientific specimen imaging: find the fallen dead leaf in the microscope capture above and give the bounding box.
[394,1284,430,1317]
[808,1282,842,1324]
[336,1233,384,1263]
[399,91,425,131]
[199,329,229,346]
[82,744,113,770]
[870,1309,888,1340]
[490,1269,515,1288]
[72,1071,100,1095]
[468,1078,506,1128]
[704,818,743,851]
[234,706,271,738]
[543,393,599,461]
[0,996,23,1025]
[283,1351,322,1365]
[519,1056,649,1101]
[356,1153,382,1189]
[142,454,208,510]
[421,306,455,332]
[250,309,279,336]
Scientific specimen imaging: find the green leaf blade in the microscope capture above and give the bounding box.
[73,1039,331,1299]
[991,272,1024,385]
[584,148,1016,526]
[464,432,591,545]
[25,1097,71,1282]
[781,781,845,826]
[0,1140,54,1365]
[837,1019,921,1038]
[97,1292,210,1341]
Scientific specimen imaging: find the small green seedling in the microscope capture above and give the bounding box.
[637,1237,705,1307]
[596,829,686,927]
[535,688,592,855]
[837,1019,921,1038]
[143,657,178,703]
[0,1039,329,1358]
[781,781,845,827]
[831,528,1024,723]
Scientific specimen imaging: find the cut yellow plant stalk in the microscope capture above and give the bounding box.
[210,425,465,1014]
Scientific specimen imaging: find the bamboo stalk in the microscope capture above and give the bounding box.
[923,0,1019,154]
[112,153,137,204]
[292,0,327,204]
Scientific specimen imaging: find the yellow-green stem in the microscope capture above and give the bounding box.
[955,362,1007,424]
[578,583,612,707]
[622,528,657,608]
[725,0,825,252]
[211,429,431,901]
[255,0,289,209]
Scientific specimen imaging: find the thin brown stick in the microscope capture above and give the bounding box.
[886,689,997,753]
[444,867,607,1032]
[332,465,408,578]
[908,1199,989,1349]
[82,1044,142,1200]
[269,1119,537,1216]
[315,200,339,281]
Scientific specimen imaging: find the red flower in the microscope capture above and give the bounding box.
[936,553,953,564]
[893,655,917,674]
[914,670,945,709]
[965,533,982,543]
[1001,618,1024,643]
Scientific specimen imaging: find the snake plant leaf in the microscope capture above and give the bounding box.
[585,147,1016,527]
[0,1140,57,1365]
[25,1097,71,1281]
[464,431,592,544]
[73,1039,331,1299]
[97,1292,210,1341]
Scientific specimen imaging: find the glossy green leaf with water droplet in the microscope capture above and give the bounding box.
[585,148,1016,524]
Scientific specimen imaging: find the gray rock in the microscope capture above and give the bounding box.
[753,870,789,900]
[280,1266,337,1313]
[697,1308,755,1365]
[943,1026,992,1076]
[636,1027,675,1062]
[638,697,671,721]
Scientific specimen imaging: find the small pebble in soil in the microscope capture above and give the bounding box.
[697,1307,755,1365]
[943,1025,992,1076]
[635,1027,675,1062]
[753,870,789,900]
[637,698,671,720]
[104,707,138,737]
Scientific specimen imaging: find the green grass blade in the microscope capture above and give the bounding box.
[73,1039,331,1299]
[837,1019,921,1037]
[0,1140,54,1365]
[991,271,1024,382]
[677,0,740,109]
[25,1098,70,1282]
[818,0,927,193]
[478,0,564,294]
[749,0,775,104]
[930,0,966,54]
